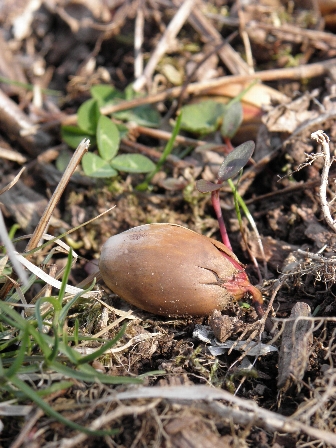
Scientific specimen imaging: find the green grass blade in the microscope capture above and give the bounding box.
[228,178,267,277]
[35,297,59,333]
[35,381,74,396]
[5,327,30,378]
[58,278,96,325]
[57,248,73,309]
[9,376,118,436]
[51,360,142,384]
[47,326,59,364]
[74,319,79,345]
[76,323,126,365]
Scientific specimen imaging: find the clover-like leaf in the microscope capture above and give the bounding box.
[90,84,123,106]
[97,115,120,161]
[114,105,161,128]
[180,101,225,134]
[61,126,92,149]
[111,154,156,173]
[82,153,118,178]
[196,179,223,193]
[217,140,255,182]
[77,99,100,135]
[221,101,243,139]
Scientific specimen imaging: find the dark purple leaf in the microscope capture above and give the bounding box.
[196,179,222,193]
[217,140,255,182]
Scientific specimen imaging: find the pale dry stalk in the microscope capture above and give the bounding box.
[134,0,144,80]
[62,58,336,126]
[133,0,196,91]
[311,130,336,233]
[25,138,90,253]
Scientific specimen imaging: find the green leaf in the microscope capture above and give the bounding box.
[77,323,126,365]
[36,381,74,396]
[116,123,129,138]
[180,100,225,134]
[5,327,29,378]
[59,280,95,325]
[52,360,142,385]
[77,99,100,135]
[221,101,243,139]
[90,84,122,106]
[9,376,117,436]
[97,115,120,161]
[111,154,156,173]
[124,83,138,100]
[114,105,161,128]
[57,248,73,310]
[82,153,118,178]
[61,126,91,149]
[217,141,255,182]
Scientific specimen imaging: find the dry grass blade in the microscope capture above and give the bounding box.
[184,3,251,75]
[25,139,90,253]
[0,167,25,196]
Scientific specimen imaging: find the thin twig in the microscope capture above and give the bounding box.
[0,146,27,164]
[0,89,52,156]
[120,138,189,167]
[0,167,25,196]
[247,21,336,49]
[184,3,250,75]
[61,58,336,127]
[238,4,254,72]
[134,0,144,80]
[311,130,336,233]
[133,0,195,91]
[243,179,320,206]
[10,389,68,448]
[58,399,161,448]
[130,124,208,146]
[238,110,336,196]
[96,385,336,446]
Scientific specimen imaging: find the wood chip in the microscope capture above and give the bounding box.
[277,302,313,391]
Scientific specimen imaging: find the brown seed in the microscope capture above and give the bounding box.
[99,223,263,318]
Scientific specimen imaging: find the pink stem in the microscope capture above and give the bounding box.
[224,137,234,152]
[211,189,232,250]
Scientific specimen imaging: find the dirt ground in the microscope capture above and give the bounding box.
[1,0,336,447]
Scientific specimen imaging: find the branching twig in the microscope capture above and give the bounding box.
[311,130,336,233]
[96,385,336,447]
[58,399,161,448]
